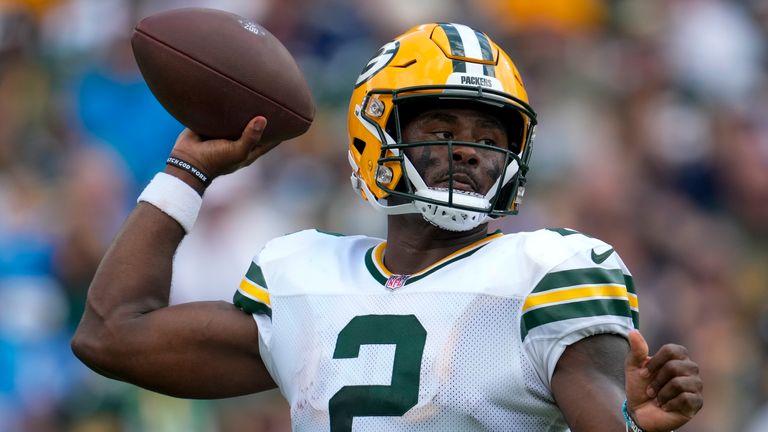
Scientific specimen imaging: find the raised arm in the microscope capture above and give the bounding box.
[552,331,703,432]
[71,117,280,398]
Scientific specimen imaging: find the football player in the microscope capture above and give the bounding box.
[72,23,703,431]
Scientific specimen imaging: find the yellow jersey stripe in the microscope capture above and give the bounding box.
[372,242,390,277]
[373,232,504,277]
[239,278,271,306]
[524,284,638,311]
[628,293,638,309]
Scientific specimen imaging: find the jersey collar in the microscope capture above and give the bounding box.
[364,231,504,288]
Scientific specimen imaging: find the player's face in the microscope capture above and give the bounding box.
[401,107,509,195]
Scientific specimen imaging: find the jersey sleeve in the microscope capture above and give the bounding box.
[233,253,278,380]
[232,229,320,321]
[231,229,326,387]
[233,258,272,319]
[521,235,639,388]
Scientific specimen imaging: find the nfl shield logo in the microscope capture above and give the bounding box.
[385,274,410,290]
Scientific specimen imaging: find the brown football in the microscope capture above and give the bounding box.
[131,8,315,142]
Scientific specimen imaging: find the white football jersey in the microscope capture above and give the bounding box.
[233,228,638,431]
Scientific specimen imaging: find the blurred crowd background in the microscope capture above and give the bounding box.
[0,0,766,431]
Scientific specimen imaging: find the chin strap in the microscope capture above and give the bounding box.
[403,155,490,231]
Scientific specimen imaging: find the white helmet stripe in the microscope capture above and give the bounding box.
[355,104,398,152]
[451,23,485,76]
[403,154,429,191]
[484,159,520,200]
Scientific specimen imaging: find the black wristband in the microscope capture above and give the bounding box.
[166,156,211,186]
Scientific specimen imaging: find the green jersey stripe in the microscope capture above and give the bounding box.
[365,236,499,287]
[521,298,632,339]
[545,227,582,237]
[364,247,389,285]
[314,229,346,237]
[631,310,640,329]
[245,262,268,288]
[406,246,485,285]
[625,274,636,295]
[532,268,633,294]
[233,291,272,318]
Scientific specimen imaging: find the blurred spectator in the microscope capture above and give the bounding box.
[171,163,300,304]
[663,0,765,107]
[713,112,768,237]
[53,147,130,329]
[73,32,182,193]
[476,0,607,35]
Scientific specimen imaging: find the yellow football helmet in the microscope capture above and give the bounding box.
[347,23,537,231]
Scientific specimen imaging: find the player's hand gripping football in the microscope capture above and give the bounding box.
[624,330,703,431]
[170,116,278,181]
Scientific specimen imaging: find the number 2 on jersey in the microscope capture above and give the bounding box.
[329,314,427,431]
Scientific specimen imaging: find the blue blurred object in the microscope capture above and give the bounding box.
[77,64,183,190]
[0,232,54,278]
[0,276,74,430]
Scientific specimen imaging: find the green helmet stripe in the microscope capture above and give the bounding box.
[438,23,467,73]
[474,30,496,77]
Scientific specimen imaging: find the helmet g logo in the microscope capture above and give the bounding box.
[355,41,399,88]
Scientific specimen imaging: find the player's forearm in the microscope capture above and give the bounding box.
[555,382,627,431]
[553,359,627,431]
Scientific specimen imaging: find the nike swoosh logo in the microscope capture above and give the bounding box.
[591,247,615,264]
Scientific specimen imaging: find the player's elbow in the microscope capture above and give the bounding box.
[71,332,111,379]
[71,309,128,379]
[70,327,99,368]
